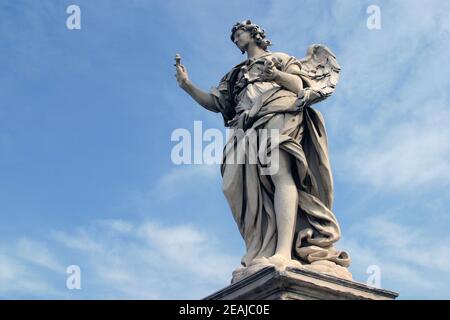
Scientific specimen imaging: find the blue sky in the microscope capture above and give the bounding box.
[0,0,449,299]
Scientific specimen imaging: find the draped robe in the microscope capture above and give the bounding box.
[207,51,350,269]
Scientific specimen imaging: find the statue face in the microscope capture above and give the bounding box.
[233,29,254,52]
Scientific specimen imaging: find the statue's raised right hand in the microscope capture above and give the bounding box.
[174,54,189,88]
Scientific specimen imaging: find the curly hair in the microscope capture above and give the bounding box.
[230,19,272,53]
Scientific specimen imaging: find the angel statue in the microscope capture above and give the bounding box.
[175,20,351,282]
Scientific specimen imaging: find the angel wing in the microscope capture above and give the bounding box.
[297,44,341,107]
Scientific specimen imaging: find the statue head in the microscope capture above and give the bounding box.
[230,20,272,54]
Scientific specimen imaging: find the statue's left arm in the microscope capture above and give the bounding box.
[273,68,303,95]
[260,56,304,96]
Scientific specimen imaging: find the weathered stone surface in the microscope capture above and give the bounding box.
[204,266,398,300]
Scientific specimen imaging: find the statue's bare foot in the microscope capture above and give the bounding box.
[302,260,353,280]
[249,257,270,266]
[268,253,302,268]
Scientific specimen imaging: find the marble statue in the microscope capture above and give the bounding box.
[175,20,352,282]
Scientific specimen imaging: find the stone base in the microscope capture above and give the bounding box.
[231,259,353,284]
[204,266,398,300]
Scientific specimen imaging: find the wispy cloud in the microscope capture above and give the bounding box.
[322,0,450,192]
[16,237,65,272]
[51,229,103,253]
[1,218,239,299]
[55,219,239,299]
[0,247,63,298]
[157,165,218,197]
[342,214,450,298]
[127,164,221,212]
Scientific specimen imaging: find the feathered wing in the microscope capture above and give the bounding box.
[292,45,351,269]
[297,44,341,107]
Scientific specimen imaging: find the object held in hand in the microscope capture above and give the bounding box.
[174,53,181,67]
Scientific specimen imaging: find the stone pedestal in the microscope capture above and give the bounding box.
[204,266,398,300]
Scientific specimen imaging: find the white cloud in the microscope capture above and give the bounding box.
[323,1,450,192]
[51,229,103,253]
[342,214,450,298]
[145,164,220,202]
[342,239,438,292]
[338,106,450,191]
[0,249,63,298]
[158,165,218,191]
[124,163,223,217]
[0,217,239,299]
[96,219,134,234]
[138,222,237,281]
[16,237,64,272]
[49,219,238,299]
